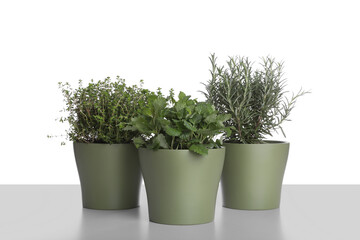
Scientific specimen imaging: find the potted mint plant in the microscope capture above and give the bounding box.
[125,90,230,225]
[57,76,155,210]
[202,54,309,210]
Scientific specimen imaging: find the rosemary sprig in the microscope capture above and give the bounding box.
[202,54,310,144]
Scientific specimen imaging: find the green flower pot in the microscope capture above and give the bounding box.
[74,142,141,210]
[222,141,289,210]
[139,148,225,225]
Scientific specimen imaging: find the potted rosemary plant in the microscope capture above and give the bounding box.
[202,54,309,210]
[58,77,154,210]
[125,90,230,224]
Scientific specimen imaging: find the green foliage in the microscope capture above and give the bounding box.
[126,90,231,155]
[57,76,156,144]
[202,54,309,144]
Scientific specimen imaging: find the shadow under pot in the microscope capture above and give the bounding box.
[139,148,225,225]
[222,141,289,210]
[73,142,141,210]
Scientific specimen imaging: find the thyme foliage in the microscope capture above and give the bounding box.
[125,90,231,155]
[202,54,309,144]
[57,76,155,144]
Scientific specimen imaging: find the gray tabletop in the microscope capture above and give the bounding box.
[0,185,359,240]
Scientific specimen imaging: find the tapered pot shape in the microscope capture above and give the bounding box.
[139,148,225,225]
[222,141,289,210]
[74,142,141,210]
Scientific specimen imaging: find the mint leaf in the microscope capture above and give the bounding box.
[189,144,208,155]
[183,120,197,132]
[155,134,169,149]
[205,113,217,123]
[178,91,187,100]
[133,137,145,148]
[165,126,181,136]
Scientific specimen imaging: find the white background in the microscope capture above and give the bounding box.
[0,0,359,184]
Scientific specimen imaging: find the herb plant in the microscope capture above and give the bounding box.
[57,76,155,144]
[125,90,231,155]
[202,54,309,144]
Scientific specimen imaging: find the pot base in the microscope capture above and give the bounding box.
[149,218,214,225]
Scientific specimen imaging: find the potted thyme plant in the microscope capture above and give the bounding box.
[202,54,309,210]
[58,76,154,210]
[125,90,231,225]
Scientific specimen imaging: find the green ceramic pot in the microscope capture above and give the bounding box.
[222,141,289,210]
[73,142,141,210]
[139,148,225,225]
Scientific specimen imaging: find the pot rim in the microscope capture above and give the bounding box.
[224,140,289,145]
[138,147,225,152]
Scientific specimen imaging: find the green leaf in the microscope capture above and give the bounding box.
[153,97,167,113]
[175,102,186,112]
[203,142,215,149]
[185,106,192,116]
[195,102,208,114]
[158,118,170,129]
[178,91,187,100]
[133,137,145,148]
[205,113,217,123]
[224,127,232,137]
[216,114,232,122]
[155,134,169,149]
[142,107,152,117]
[189,144,208,155]
[279,125,286,138]
[131,117,152,133]
[183,120,197,132]
[165,126,181,136]
[179,132,191,140]
[190,114,203,124]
